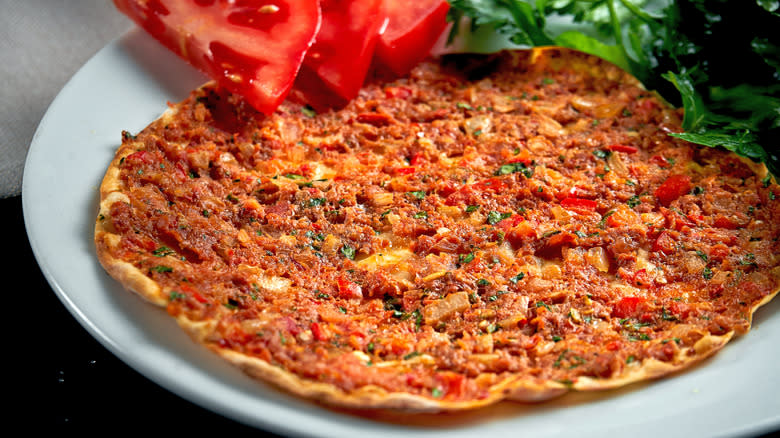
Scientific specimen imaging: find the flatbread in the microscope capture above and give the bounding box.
[95,48,780,411]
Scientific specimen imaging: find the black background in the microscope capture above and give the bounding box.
[7,193,779,436]
[9,195,272,434]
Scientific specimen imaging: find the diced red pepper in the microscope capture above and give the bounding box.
[124,150,155,165]
[632,269,652,288]
[669,302,691,319]
[434,371,466,399]
[654,174,692,206]
[495,214,524,231]
[652,231,677,255]
[384,86,413,99]
[445,178,509,206]
[310,322,327,341]
[612,296,646,318]
[650,155,671,167]
[560,197,597,211]
[567,186,588,198]
[607,144,639,153]
[508,157,533,166]
[337,276,363,299]
[356,112,393,126]
[395,166,416,175]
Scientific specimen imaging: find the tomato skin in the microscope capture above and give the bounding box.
[113,0,321,115]
[294,0,386,107]
[654,174,692,206]
[373,0,450,77]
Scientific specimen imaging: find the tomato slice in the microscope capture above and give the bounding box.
[293,0,386,109]
[373,0,450,77]
[113,0,321,115]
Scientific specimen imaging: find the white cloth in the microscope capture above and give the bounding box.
[0,0,132,198]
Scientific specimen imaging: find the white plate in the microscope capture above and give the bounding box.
[22,28,780,438]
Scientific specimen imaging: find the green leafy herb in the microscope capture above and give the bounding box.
[509,272,525,283]
[496,161,534,178]
[341,245,356,260]
[459,252,475,264]
[152,246,175,257]
[169,291,186,301]
[446,0,780,178]
[407,190,427,200]
[487,210,512,225]
[307,197,327,207]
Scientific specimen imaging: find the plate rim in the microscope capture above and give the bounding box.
[21,28,780,438]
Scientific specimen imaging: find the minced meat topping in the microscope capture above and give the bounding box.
[102,49,780,404]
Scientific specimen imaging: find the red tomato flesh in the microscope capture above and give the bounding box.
[113,0,321,115]
[373,0,450,77]
[293,0,386,109]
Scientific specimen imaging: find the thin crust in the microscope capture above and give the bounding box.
[95,47,780,412]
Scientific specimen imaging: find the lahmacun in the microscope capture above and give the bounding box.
[94,48,780,411]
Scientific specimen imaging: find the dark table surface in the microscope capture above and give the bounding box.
[8,192,780,436]
[9,194,274,434]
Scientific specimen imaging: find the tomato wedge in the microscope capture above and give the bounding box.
[113,0,321,115]
[293,0,386,110]
[373,0,450,77]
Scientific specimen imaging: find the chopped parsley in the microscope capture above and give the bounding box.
[495,161,533,178]
[340,245,356,260]
[487,211,512,225]
[509,272,525,284]
[407,190,427,200]
[459,252,475,264]
[152,246,175,257]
